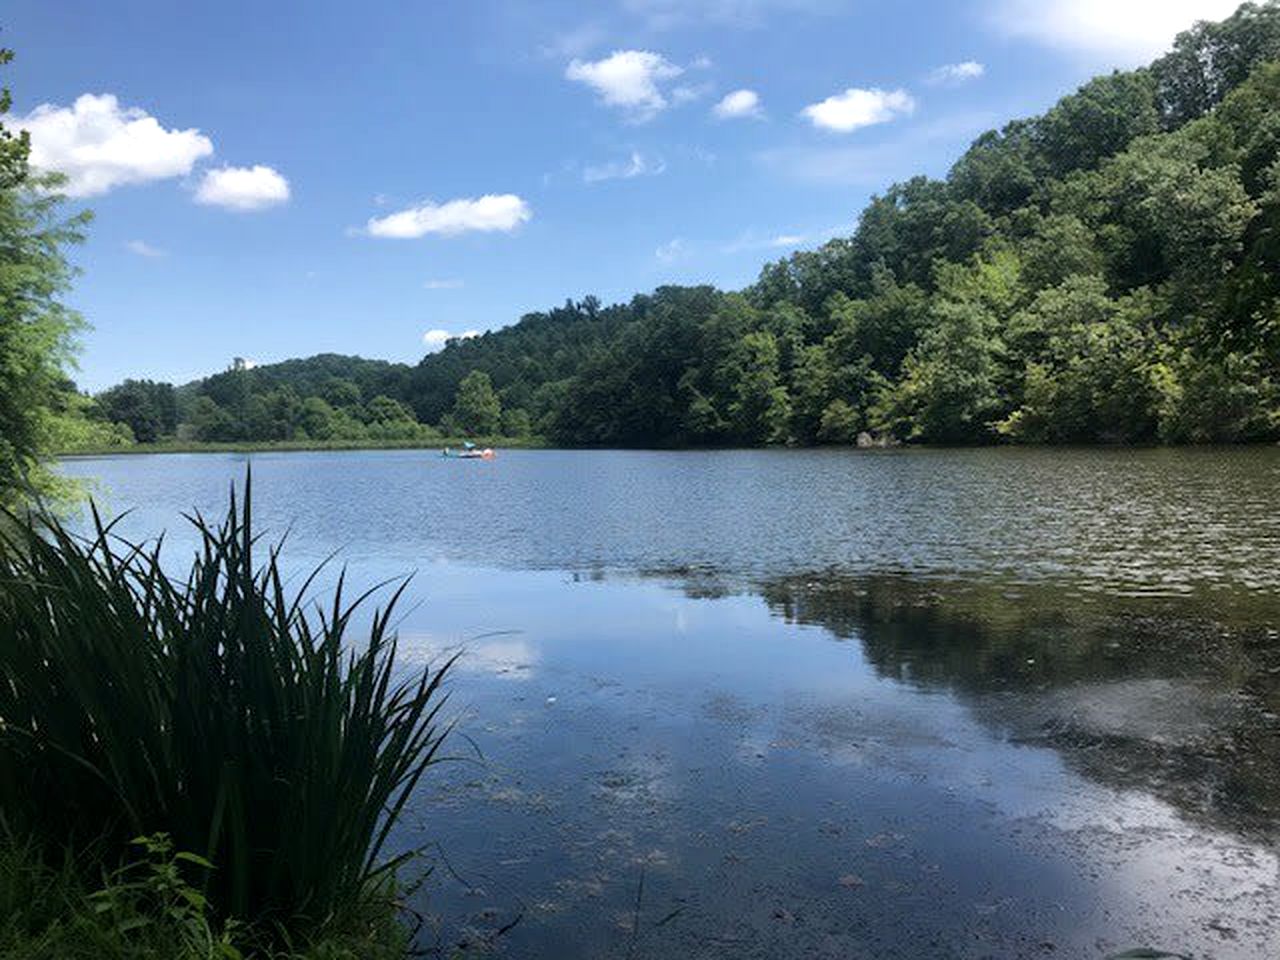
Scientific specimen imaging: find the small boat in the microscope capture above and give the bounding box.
[441,442,495,460]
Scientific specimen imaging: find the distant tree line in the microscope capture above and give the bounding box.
[84,3,1280,448]
[79,360,518,445]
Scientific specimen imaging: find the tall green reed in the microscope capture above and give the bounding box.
[0,477,454,927]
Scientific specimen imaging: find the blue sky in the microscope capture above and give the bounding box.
[5,0,1240,390]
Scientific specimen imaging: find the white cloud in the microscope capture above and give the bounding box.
[423,278,464,289]
[18,93,212,197]
[366,194,531,238]
[194,164,290,211]
[771,233,805,247]
[422,329,451,349]
[801,87,916,132]
[928,61,985,85]
[655,237,687,262]
[991,0,1239,63]
[713,89,763,119]
[583,151,666,183]
[565,50,684,120]
[422,328,480,350]
[125,239,166,258]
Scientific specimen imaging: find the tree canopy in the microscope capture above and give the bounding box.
[0,47,91,500]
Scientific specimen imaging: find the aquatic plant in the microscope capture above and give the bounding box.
[0,477,454,931]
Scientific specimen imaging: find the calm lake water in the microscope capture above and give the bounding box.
[59,448,1280,959]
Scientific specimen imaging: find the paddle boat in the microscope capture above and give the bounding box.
[441,441,495,460]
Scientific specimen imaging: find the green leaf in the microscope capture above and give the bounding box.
[174,851,216,870]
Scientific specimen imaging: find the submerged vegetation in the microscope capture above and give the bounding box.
[63,2,1280,450]
[0,481,454,956]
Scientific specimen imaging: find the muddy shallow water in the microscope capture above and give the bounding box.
[58,448,1280,958]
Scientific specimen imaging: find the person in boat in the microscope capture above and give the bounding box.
[441,442,495,458]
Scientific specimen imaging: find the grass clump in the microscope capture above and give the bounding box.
[0,477,454,954]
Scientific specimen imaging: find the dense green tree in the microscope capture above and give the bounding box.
[999,279,1159,442]
[948,120,1041,217]
[1015,213,1105,291]
[853,177,993,291]
[188,396,236,442]
[1151,1,1280,126]
[788,344,833,444]
[818,398,862,445]
[0,48,91,500]
[876,298,1003,444]
[321,376,362,409]
[825,267,929,378]
[726,331,790,443]
[500,406,532,437]
[95,379,177,442]
[296,396,338,440]
[1155,347,1279,441]
[364,394,415,425]
[43,388,134,451]
[1036,70,1160,178]
[450,371,502,436]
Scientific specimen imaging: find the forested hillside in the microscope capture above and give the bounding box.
[88,3,1280,447]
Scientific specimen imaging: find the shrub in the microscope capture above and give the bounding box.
[0,832,408,959]
[0,477,454,935]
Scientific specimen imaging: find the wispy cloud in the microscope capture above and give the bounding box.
[539,22,609,59]
[759,110,1000,185]
[655,237,688,262]
[583,151,666,183]
[365,194,531,238]
[801,87,916,133]
[988,0,1238,63]
[721,225,848,253]
[623,0,848,30]
[125,239,166,258]
[671,82,713,105]
[423,278,464,290]
[927,61,985,85]
[19,93,212,197]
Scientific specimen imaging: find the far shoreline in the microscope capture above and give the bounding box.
[54,436,546,457]
[54,439,1280,458]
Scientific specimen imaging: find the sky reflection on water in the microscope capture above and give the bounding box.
[383,566,1279,959]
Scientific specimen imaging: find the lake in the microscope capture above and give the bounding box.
[58,448,1280,959]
